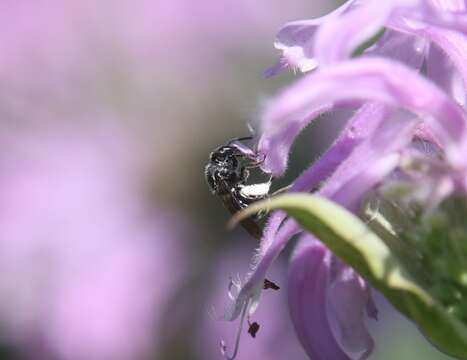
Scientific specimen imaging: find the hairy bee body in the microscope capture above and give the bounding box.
[205,138,270,239]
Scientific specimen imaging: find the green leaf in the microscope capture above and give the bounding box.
[232,193,467,359]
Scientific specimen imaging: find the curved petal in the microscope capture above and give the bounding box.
[234,107,395,319]
[243,105,390,303]
[420,0,467,33]
[236,104,388,321]
[429,0,466,12]
[314,0,408,65]
[263,0,356,75]
[261,27,427,176]
[259,101,334,175]
[426,39,466,106]
[229,114,416,360]
[223,220,301,323]
[288,235,351,360]
[232,112,415,337]
[292,103,392,192]
[273,118,412,238]
[387,15,467,91]
[326,259,374,360]
[265,19,320,76]
[366,30,427,67]
[259,57,467,176]
[321,112,419,210]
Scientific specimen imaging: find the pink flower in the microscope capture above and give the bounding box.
[0,129,183,360]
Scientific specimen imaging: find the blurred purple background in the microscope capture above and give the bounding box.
[0,1,453,359]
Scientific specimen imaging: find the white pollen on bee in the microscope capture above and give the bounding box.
[239,182,271,197]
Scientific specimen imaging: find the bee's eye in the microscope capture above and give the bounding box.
[215,153,227,161]
[211,147,235,162]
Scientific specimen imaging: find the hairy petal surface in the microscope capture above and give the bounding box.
[229,110,417,360]
[261,12,428,176]
[293,103,392,193]
[259,101,334,175]
[259,57,467,176]
[223,218,301,323]
[263,0,356,76]
[388,16,467,91]
[254,105,389,285]
[321,113,419,210]
[245,3,467,360]
[247,107,419,360]
[266,0,467,77]
[288,32,427,189]
[242,105,376,311]
[314,0,419,65]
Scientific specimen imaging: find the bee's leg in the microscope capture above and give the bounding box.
[228,135,254,144]
[245,152,266,169]
[228,130,255,145]
[244,122,259,151]
[228,123,256,145]
[240,168,250,184]
[229,139,256,159]
[271,184,292,196]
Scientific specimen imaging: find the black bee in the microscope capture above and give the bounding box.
[205,136,271,239]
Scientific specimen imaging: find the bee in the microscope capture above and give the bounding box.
[205,136,271,239]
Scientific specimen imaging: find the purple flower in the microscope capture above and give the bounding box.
[265,0,467,77]
[221,1,467,359]
[0,129,184,360]
[288,236,376,360]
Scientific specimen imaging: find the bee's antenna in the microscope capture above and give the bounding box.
[228,124,257,145]
[229,135,254,144]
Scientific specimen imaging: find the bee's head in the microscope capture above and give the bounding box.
[205,148,250,195]
[206,141,256,195]
[209,145,239,165]
[205,163,247,194]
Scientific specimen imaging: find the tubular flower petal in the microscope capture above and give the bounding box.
[259,57,467,177]
[266,0,467,77]
[263,0,357,76]
[288,236,351,360]
[260,10,431,176]
[288,235,377,360]
[320,111,419,210]
[326,258,375,360]
[313,0,419,65]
